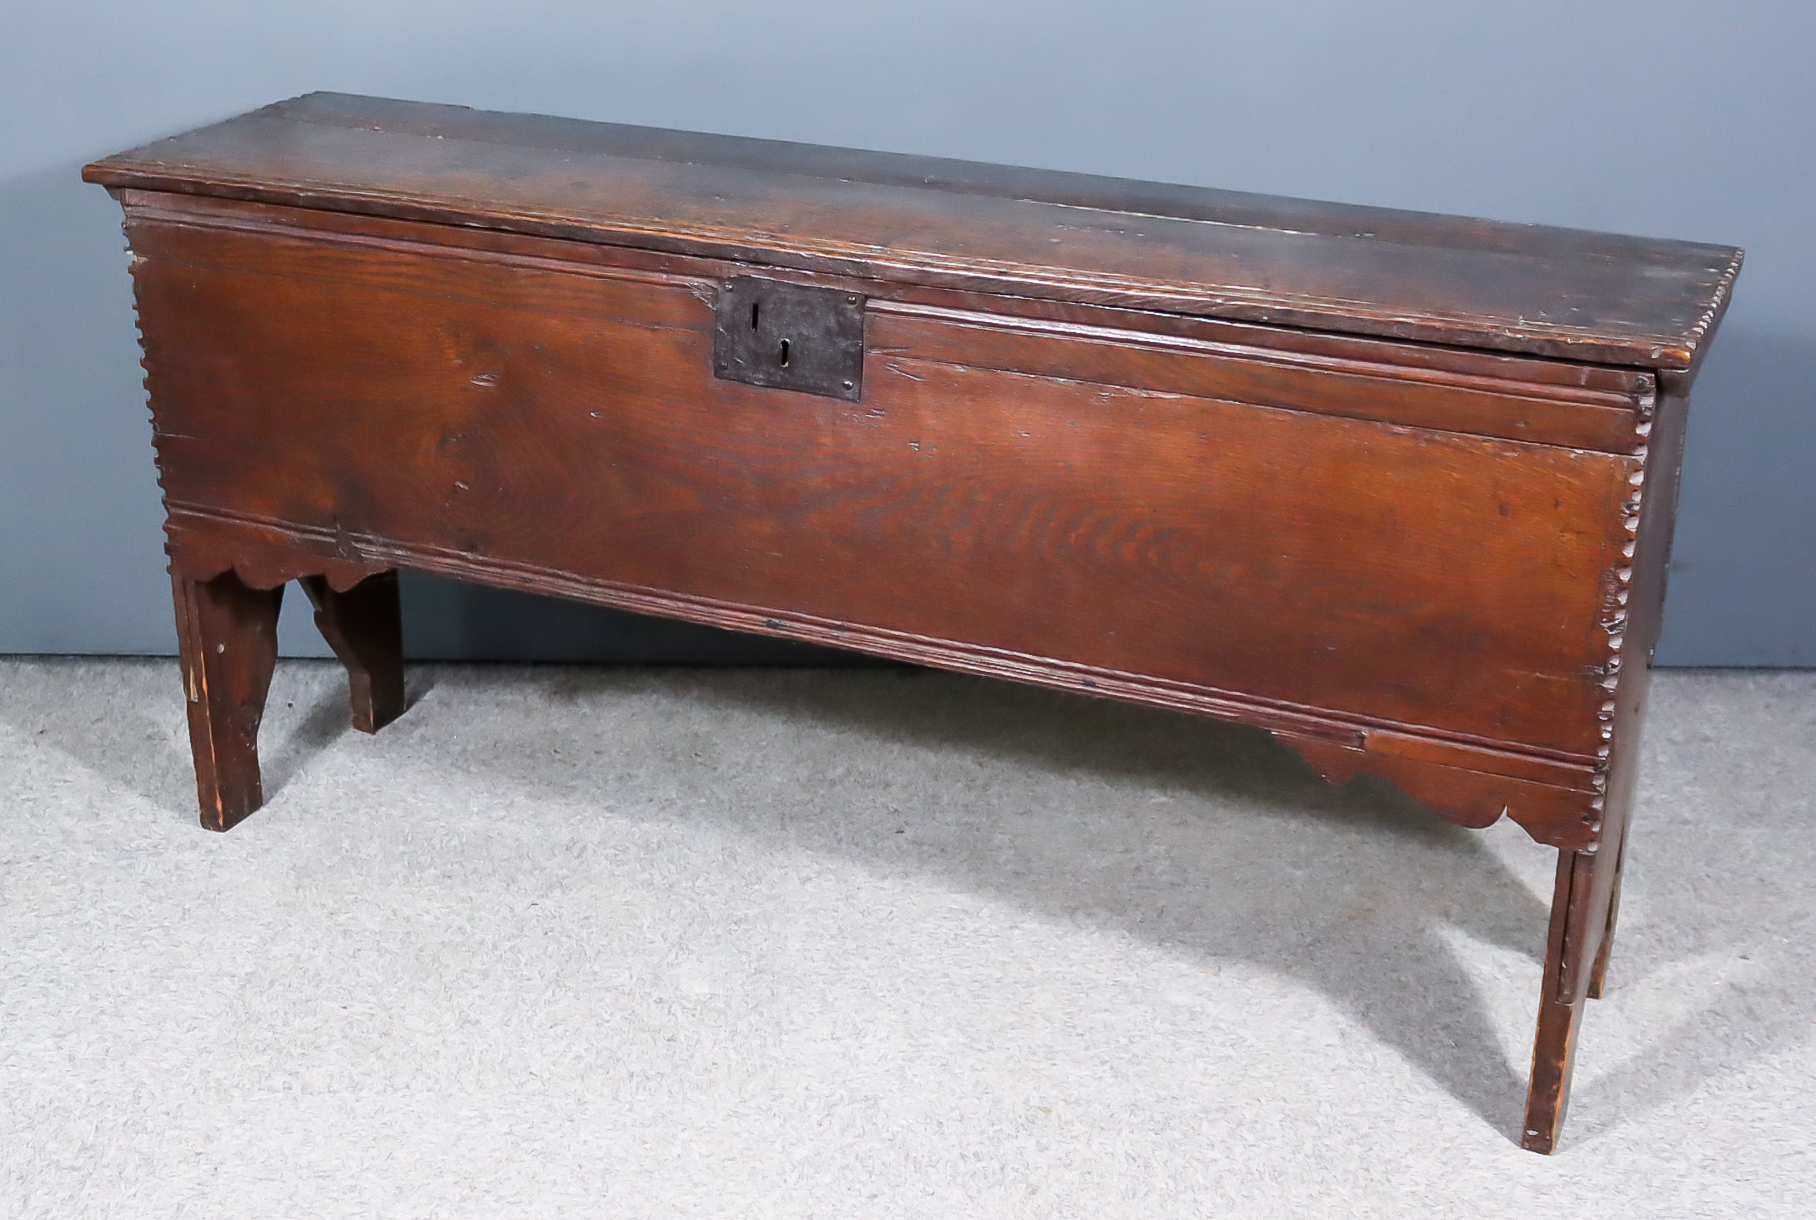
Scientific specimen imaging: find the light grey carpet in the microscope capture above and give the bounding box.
[1,660,1812,1217]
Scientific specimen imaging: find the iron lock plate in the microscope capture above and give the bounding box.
[713,277,866,402]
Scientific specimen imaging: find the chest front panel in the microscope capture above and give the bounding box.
[130,206,1637,761]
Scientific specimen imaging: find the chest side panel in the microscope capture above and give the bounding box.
[128,214,1634,759]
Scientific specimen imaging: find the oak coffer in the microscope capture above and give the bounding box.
[83,93,1741,1154]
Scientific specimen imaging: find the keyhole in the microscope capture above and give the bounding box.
[778,338,791,367]
[750,302,760,329]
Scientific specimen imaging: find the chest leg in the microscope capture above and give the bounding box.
[172,571,283,831]
[1586,817,1633,1000]
[1521,840,1624,1153]
[301,571,406,735]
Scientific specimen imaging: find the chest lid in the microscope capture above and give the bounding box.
[84,91,1740,370]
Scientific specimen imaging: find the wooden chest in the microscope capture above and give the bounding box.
[84,93,1740,1153]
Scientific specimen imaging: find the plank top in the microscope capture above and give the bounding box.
[85,92,1741,369]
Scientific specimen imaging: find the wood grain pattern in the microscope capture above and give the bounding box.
[161,499,1609,851]
[171,571,282,830]
[127,213,1633,767]
[868,307,1648,453]
[84,91,1742,368]
[116,190,1663,400]
[301,570,405,734]
[1522,850,1597,1154]
[87,100,1739,1153]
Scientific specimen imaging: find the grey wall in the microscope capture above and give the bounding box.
[3,0,1812,664]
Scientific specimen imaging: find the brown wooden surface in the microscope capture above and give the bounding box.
[871,307,1651,454]
[118,191,1663,405]
[171,571,283,830]
[127,207,1634,768]
[84,91,1742,369]
[1588,819,1632,1001]
[1522,849,1597,1154]
[90,101,1738,1153]
[301,570,405,734]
